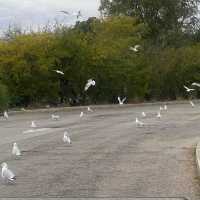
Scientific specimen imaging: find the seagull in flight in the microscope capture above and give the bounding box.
[84,79,96,91]
[63,131,71,144]
[60,10,70,15]
[12,143,21,157]
[129,45,140,52]
[184,85,195,92]
[192,82,200,87]
[1,162,16,184]
[51,114,60,121]
[53,70,64,75]
[118,97,126,105]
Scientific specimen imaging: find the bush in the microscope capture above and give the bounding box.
[0,83,9,111]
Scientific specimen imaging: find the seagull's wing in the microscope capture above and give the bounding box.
[117,97,121,104]
[184,85,189,90]
[122,97,126,103]
[192,82,200,87]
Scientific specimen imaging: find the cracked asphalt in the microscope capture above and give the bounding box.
[0,103,200,200]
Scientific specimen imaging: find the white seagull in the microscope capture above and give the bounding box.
[129,45,140,52]
[80,112,84,118]
[190,100,195,107]
[160,106,164,111]
[192,82,200,87]
[87,107,93,112]
[184,85,195,92]
[53,70,64,75]
[1,162,16,184]
[31,121,37,128]
[135,118,144,127]
[4,111,8,120]
[164,105,168,111]
[118,97,126,105]
[142,112,146,117]
[157,111,161,118]
[51,114,60,121]
[84,79,96,91]
[12,143,21,157]
[63,132,71,144]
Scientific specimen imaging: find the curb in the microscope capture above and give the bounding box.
[196,142,200,176]
[8,99,199,115]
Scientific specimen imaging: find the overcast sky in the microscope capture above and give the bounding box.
[0,0,100,33]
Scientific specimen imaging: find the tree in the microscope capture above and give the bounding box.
[99,0,200,46]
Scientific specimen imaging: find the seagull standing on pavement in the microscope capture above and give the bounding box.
[87,107,93,112]
[80,112,84,118]
[31,121,37,128]
[142,112,146,118]
[51,114,60,121]
[63,132,71,144]
[157,111,161,118]
[135,118,144,127]
[1,162,16,184]
[164,105,168,111]
[12,143,21,157]
[4,111,8,120]
[190,100,195,107]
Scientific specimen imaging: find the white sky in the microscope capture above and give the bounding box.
[0,0,100,33]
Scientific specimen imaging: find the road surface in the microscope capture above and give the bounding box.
[0,103,199,200]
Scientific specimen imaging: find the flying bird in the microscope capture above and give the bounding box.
[1,162,16,184]
[63,132,71,144]
[31,121,37,128]
[84,79,96,91]
[60,10,70,15]
[53,70,64,75]
[12,143,21,157]
[184,85,195,92]
[129,45,140,52]
[192,82,200,87]
[117,97,126,105]
[135,117,144,127]
[51,114,60,121]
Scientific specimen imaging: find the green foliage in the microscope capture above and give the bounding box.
[0,14,200,108]
[0,83,9,111]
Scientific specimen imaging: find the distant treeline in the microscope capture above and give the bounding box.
[0,0,200,110]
